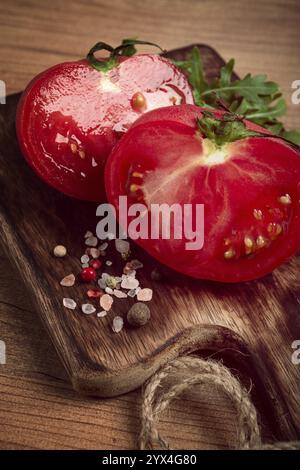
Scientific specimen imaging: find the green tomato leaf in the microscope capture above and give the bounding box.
[173,48,300,148]
[202,73,279,103]
[245,98,287,121]
[189,46,208,95]
[174,46,208,106]
[219,58,235,87]
[264,121,284,135]
[281,130,300,145]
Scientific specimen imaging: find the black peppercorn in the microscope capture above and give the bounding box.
[127,302,150,327]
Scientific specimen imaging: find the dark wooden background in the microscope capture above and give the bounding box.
[0,0,299,450]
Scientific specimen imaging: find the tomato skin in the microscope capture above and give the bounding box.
[105,105,300,283]
[16,55,194,201]
[131,103,271,134]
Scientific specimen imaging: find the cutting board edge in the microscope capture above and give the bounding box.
[1,215,298,438]
[70,323,249,396]
[70,322,298,440]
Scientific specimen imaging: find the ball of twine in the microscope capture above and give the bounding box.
[139,355,300,450]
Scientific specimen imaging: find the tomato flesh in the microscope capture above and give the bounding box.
[16,55,193,201]
[105,105,300,282]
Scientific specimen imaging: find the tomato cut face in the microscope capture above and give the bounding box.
[16,55,193,201]
[105,105,300,282]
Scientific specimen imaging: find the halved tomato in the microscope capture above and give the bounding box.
[16,45,193,201]
[105,104,300,282]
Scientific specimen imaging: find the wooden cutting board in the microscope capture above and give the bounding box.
[0,45,299,443]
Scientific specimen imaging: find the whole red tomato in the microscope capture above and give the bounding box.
[105,104,300,282]
[16,41,193,201]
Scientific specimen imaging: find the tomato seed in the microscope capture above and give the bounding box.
[279,194,292,205]
[131,92,146,112]
[224,248,235,259]
[253,209,263,220]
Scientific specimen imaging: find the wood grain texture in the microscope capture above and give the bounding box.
[0,0,299,129]
[1,45,300,442]
[0,255,240,451]
[0,0,300,450]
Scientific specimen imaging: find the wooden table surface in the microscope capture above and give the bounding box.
[0,0,299,450]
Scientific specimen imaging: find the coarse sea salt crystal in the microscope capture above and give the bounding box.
[98,278,106,289]
[137,288,153,302]
[81,254,90,264]
[130,259,143,270]
[90,248,100,259]
[92,157,98,167]
[106,260,112,266]
[100,294,113,311]
[85,236,98,247]
[105,287,113,294]
[81,263,89,268]
[63,298,77,310]
[97,310,107,318]
[121,277,139,290]
[106,276,119,289]
[113,289,127,299]
[124,260,143,273]
[84,231,93,239]
[127,289,137,298]
[60,274,75,287]
[115,239,130,255]
[127,270,136,278]
[112,316,124,333]
[82,303,96,314]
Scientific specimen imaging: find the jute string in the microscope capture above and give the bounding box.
[140,355,300,450]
